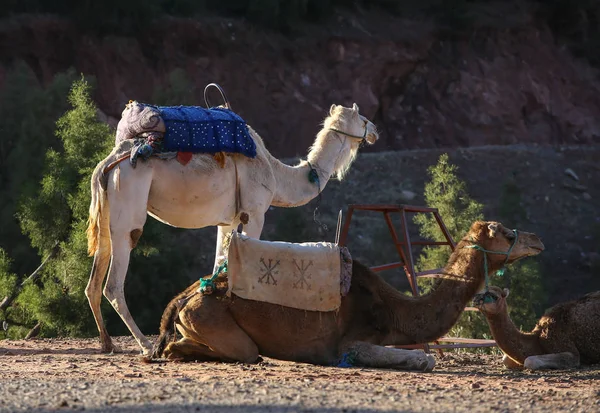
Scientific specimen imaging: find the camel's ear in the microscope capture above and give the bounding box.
[352,103,360,113]
[488,223,499,238]
[502,288,510,298]
[330,104,337,116]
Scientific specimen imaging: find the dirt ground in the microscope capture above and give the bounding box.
[0,337,599,413]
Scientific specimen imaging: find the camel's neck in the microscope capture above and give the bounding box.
[269,128,356,207]
[381,244,498,345]
[484,311,542,364]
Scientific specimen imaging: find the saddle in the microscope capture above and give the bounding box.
[115,101,257,167]
[226,232,352,312]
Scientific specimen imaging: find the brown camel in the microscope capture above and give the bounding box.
[152,221,544,371]
[474,286,600,370]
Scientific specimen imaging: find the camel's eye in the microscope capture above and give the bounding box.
[505,230,516,240]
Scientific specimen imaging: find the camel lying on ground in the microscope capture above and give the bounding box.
[474,286,600,370]
[85,103,378,354]
[152,221,544,371]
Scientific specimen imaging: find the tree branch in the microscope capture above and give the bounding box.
[0,243,59,312]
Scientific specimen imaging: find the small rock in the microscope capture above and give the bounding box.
[583,192,592,201]
[565,168,579,181]
[471,382,481,389]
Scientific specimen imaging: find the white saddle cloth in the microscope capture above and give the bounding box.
[227,232,347,312]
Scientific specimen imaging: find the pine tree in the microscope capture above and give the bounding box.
[414,153,484,280]
[13,76,113,336]
[414,153,487,339]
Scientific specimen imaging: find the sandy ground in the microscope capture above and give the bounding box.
[0,337,599,412]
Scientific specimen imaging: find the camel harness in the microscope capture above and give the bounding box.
[465,229,518,303]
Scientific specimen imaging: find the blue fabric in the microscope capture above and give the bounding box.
[336,352,355,368]
[159,106,256,157]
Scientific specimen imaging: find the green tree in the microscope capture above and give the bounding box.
[413,153,486,339]
[14,76,113,336]
[7,75,212,339]
[414,153,484,279]
[0,62,75,276]
[494,178,546,331]
[414,155,546,340]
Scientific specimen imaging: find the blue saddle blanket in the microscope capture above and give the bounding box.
[159,106,256,157]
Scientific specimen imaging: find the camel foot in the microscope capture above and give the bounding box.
[100,341,122,354]
[424,354,436,372]
[99,335,120,354]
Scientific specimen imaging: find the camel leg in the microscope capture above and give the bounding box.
[342,342,435,372]
[523,352,580,370]
[163,337,227,362]
[102,168,152,354]
[213,214,265,273]
[502,354,524,370]
[164,295,259,363]
[85,249,114,352]
[104,235,152,354]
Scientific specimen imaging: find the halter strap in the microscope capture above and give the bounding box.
[328,125,367,141]
[465,229,518,302]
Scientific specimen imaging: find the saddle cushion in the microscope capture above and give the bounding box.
[227,232,352,312]
[160,106,256,157]
[115,101,257,158]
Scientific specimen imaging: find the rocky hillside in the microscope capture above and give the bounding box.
[1,10,600,159]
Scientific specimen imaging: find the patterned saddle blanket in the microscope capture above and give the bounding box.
[115,101,257,165]
[227,232,352,312]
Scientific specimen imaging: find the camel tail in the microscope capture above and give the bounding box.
[86,156,112,256]
[152,281,201,359]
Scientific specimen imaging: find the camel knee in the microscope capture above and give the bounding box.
[130,228,143,249]
[235,343,259,364]
[103,282,124,308]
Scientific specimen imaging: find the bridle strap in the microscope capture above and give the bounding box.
[328,126,367,141]
[464,229,519,301]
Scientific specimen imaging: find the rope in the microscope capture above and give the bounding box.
[465,229,518,303]
[328,126,367,142]
[199,261,228,295]
[306,161,328,232]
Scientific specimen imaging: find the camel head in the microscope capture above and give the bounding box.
[473,285,509,315]
[328,103,379,145]
[466,221,545,268]
[315,103,379,180]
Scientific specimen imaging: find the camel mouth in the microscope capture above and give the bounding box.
[472,291,499,306]
[365,133,379,145]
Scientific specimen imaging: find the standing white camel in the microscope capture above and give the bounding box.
[85,103,378,354]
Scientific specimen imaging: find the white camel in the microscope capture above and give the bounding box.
[85,103,379,354]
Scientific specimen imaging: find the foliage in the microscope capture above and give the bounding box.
[414,157,546,340]
[414,154,485,339]
[414,153,484,278]
[3,74,213,339]
[493,179,546,331]
[0,62,76,276]
[13,76,113,336]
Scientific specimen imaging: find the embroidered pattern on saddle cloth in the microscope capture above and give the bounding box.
[227,232,352,312]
